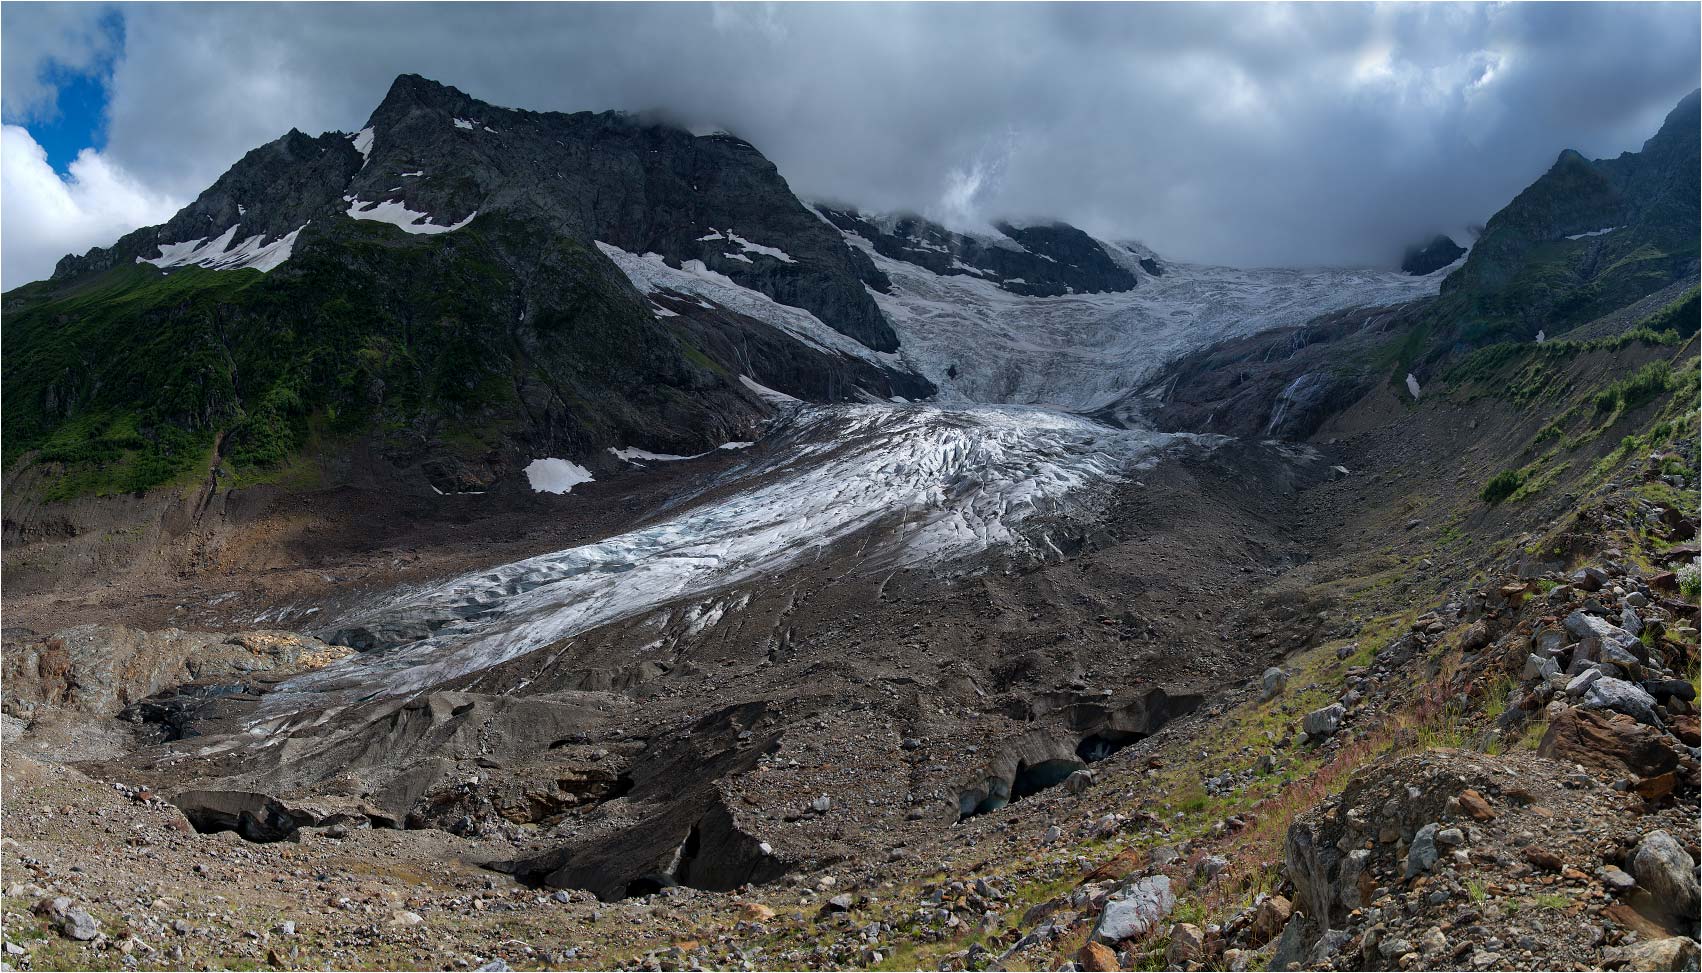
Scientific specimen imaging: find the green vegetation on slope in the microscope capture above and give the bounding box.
[3,217,715,498]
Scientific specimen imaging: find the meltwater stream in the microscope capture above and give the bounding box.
[268,403,1210,707]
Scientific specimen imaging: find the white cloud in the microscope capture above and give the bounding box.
[1,124,182,288]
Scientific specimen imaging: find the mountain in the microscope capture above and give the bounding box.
[4,75,931,500]
[1400,234,1466,276]
[813,206,1139,297]
[1432,88,1700,348]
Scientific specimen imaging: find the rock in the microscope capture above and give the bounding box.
[57,908,100,942]
[1538,706,1680,776]
[1599,866,1637,893]
[1064,770,1096,795]
[1194,855,1229,886]
[1603,937,1701,971]
[1254,753,1278,774]
[820,893,854,914]
[1222,948,1250,971]
[388,910,423,927]
[1566,666,1605,697]
[1076,941,1120,971]
[1521,845,1564,872]
[810,794,832,814]
[1261,667,1289,701]
[1434,827,1465,847]
[273,921,296,936]
[1249,895,1293,946]
[1457,788,1495,821]
[1303,703,1346,738]
[1583,677,1663,726]
[1268,914,1315,971]
[1164,923,1204,966]
[1460,620,1490,652]
[1090,876,1174,944]
[740,902,776,921]
[1631,830,1700,929]
[1405,823,1441,879]
[1673,714,1701,747]
[473,961,512,973]
[1571,568,1610,592]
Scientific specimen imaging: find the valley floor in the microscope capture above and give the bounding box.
[2,332,1698,973]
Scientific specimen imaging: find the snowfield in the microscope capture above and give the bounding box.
[278,404,1211,701]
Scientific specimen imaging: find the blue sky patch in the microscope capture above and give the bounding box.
[29,68,110,173]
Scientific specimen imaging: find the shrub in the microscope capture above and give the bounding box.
[1481,469,1524,504]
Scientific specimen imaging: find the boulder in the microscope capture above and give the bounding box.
[1261,667,1288,701]
[1602,937,1701,971]
[1249,895,1292,946]
[1165,922,1205,966]
[1303,704,1346,738]
[1537,707,1680,777]
[1405,823,1440,878]
[1077,941,1120,971]
[1090,875,1174,944]
[1631,830,1700,932]
[1582,677,1663,726]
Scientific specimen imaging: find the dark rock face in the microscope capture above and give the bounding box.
[1400,235,1465,276]
[58,75,897,354]
[814,205,1136,297]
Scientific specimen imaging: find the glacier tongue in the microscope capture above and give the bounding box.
[275,404,1209,703]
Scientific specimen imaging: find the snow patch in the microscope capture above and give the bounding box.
[139,223,306,273]
[595,241,900,370]
[699,227,796,264]
[1405,373,1422,400]
[453,117,476,130]
[351,127,375,163]
[524,458,594,494]
[740,375,802,405]
[346,199,477,235]
[609,446,693,463]
[1565,226,1619,240]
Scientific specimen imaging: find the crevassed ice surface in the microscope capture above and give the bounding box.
[857,234,1459,409]
[275,404,1202,703]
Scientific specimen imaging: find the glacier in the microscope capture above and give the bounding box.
[270,225,1456,708]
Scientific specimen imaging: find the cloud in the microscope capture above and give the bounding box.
[2,2,1697,285]
[1,124,182,288]
[1,4,121,122]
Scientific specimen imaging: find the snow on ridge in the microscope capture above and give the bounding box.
[453,117,476,130]
[346,199,477,235]
[274,403,1203,701]
[139,223,307,273]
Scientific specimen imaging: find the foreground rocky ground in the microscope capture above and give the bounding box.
[3,327,1698,972]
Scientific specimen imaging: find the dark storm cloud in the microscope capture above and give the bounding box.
[4,1,1698,286]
